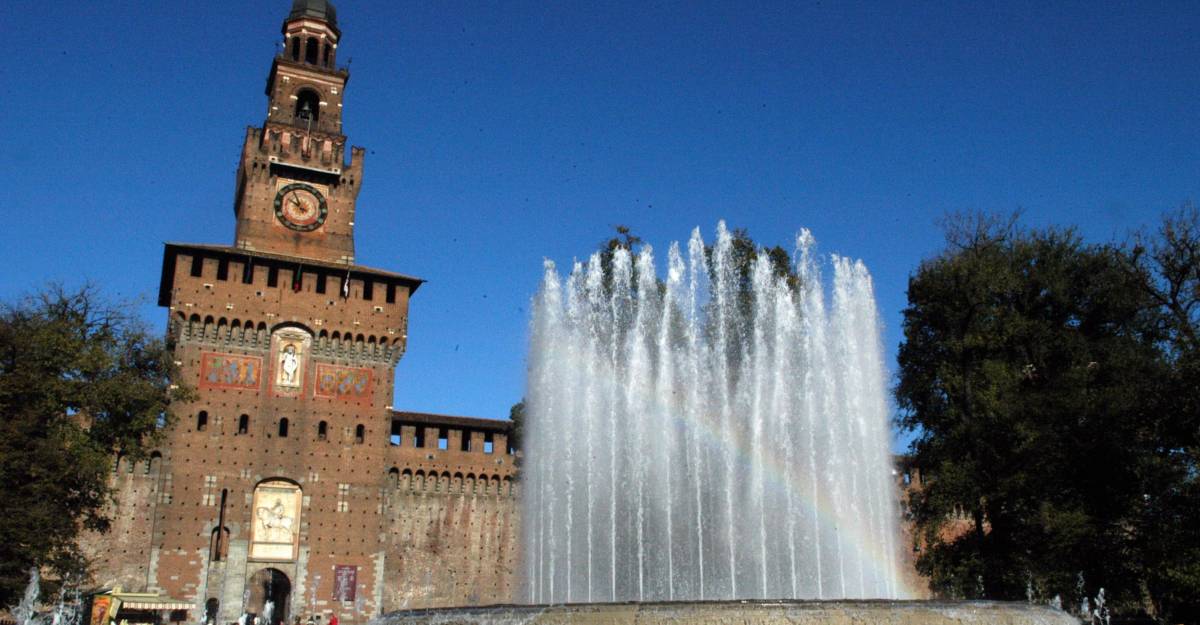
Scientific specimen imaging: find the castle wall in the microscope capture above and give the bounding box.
[79,457,163,591]
[380,475,520,610]
[83,246,518,623]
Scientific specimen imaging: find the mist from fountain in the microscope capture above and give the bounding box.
[521,222,904,603]
[10,569,81,625]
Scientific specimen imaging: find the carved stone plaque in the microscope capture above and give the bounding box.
[249,479,302,561]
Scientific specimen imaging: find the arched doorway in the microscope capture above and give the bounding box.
[204,598,219,625]
[246,568,290,625]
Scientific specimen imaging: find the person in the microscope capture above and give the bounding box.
[328,615,337,625]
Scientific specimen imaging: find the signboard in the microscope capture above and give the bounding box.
[199,353,262,390]
[333,565,357,602]
[88,595,120,625]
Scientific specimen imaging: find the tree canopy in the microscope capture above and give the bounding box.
[0,286,188,605]
[896,208,1200,622]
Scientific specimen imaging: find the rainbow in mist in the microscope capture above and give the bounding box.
[521,222,907,603]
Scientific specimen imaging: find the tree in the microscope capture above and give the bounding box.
[596,224,798,301]
[508,399,525,467]
[895,212,1189,617]
[1122,205,1200,623]
[0,286,189,605]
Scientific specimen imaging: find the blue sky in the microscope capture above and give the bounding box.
[2,1,1197,447]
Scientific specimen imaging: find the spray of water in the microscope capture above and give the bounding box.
[10,569,80,625]
[521,223,905,602]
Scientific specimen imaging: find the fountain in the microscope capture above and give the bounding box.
[373,223,1075,624]
[523,223,900,602]
[8,569,81,625]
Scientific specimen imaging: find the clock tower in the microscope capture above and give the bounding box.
[234,0,358,263]
[83,3,523,620]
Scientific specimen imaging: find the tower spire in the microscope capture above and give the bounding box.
[230,0,360,264]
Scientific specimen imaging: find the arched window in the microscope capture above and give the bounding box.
[291,37,300,61]
[295,89,320,125]
[355,424,365,444]
[196,411,208,432]
[278,418,289,437]
[238,414,249,435]
[323,44,331,66]
[305,37,318,64]
[317,421,328,441]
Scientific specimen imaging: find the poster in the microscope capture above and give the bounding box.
[88,595,120,625]
[333,565,357,602]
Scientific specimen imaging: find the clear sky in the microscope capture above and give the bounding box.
[2,1,1197,446]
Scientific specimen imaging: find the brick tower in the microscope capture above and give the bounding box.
[233,0,358,264]
[82,2,520,623]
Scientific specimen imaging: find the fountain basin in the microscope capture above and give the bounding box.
[373,600,1076,625]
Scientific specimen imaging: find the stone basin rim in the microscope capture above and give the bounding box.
[378,599,1060,618]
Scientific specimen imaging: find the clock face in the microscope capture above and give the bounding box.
[274,183,328,232]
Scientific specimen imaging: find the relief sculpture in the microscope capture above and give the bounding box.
[271,329,311,395]
[249,479,302,561]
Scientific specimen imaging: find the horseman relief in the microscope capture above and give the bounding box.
[249,479,302,560]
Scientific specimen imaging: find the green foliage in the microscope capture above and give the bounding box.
[508,399,525,467]
[597,224,798,296]
[0,286,189,605]
[896,209,1200,621]
[705,226,798,291]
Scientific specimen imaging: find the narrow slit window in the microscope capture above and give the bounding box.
[460,429,472,452]
[318,420,328,441]
[196,411,208,432]
[190,255,204,277]
[355,424,365,444]
[237,414,249,435]
[390,420,402,446]
[216,259,229,281]
[484,432,494,454]
[438,428,448,450]
[267,267,279,288]
[278,418,289,437]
